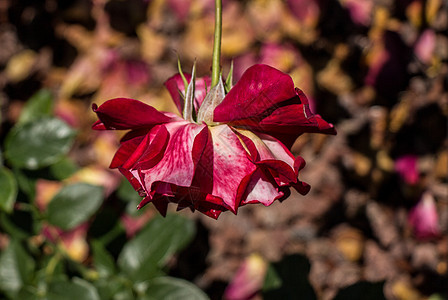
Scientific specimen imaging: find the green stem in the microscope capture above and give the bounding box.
[211,0,222,87]
[45,251,62,281]
[98,221,124,246]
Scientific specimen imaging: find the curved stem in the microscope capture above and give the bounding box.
[45,250,62,281]
[211,0,222,87]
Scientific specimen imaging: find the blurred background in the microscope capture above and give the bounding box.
[0,0,447,299]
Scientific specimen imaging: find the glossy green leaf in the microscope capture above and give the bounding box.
[0,240,35,295]
[113,288,135,300]
[94,277,133,300]
[5,117,75,170]
[139,277,208,300]
[118,214,195,281]
[91,240,116,278]
[18,89,53,125]
[12,168,36,199]
[47,278,100,300]
[0,167,18,213]
[49,156,79,180]
[16,286,37,300]
[47,183,104,230]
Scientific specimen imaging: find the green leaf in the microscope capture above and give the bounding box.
[12,168,37,199]
[47,278,100,300]
[0,167,18,213]
[91,240,116,278]
[94,277,133,300]
[0,240,35,295]
[262,264,282,292]
[262,254,316,300]
[5,117,75,170]
[117,179,142,203]
[47,183,104,230]
[18,89,53,125]
[16,286,37,300]
[118,214,195,282]
[139,277,208,300]
[0,213,30,240]
[49,156,79,180]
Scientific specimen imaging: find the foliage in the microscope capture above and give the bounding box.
[1,0,447,299]
[0,90,205,300]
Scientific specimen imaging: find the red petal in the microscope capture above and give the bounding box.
[110,125,169,170]
[314,114,337,134]
[132,126,170,170]
[164,74,186,114]
[195,196,226,219]
[194,77,212,108]
[137,182,176,212]
[119,167,146,197]
[139,122,208,190]
[188,125,257,213]
[120,129,150,143]
[164,73,211,114]
[258,105,336,135]
[242,168,283,206]
[151,195,170,217]
[207,125,257,212]
[258,104,317,132]
[235,129,298,183]
[292,181,311,195]
[92,98,173,130]
[92,120,106,130]
[213,64,296,122]
[226,89,336,148]
[110,134,146,169]
[176,188,227,219]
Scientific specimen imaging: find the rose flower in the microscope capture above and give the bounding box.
[93,64,336,219]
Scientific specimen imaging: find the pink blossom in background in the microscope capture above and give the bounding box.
[120,211,153,238]
[233,53,257,82]
[164,72,212,115]
[259,43,299,72]
[414,29,436,64]
[408,192,440,240]
[167,0,192,23]
[67,165,122,197]
[93,64,336,219]
[224,254,268,300]
[342,0,373,26]
[35,179,63,212]
[287,0,320,24]
[365,45,390,88]
[42,223,90,262]
[395,154,419,185]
